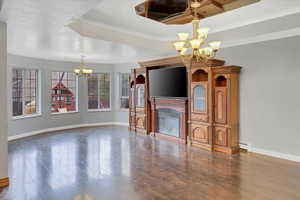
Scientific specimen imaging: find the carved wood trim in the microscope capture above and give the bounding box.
[0,177,9,188]
[214,127,228,147]
[139,56,184,68]
[191,124,209,144]
[215,87,227,124]
[212,66,242,73]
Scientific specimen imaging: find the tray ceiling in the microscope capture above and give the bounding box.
[1,0,300,64]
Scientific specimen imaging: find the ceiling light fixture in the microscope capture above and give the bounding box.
[74,55,93,76]
[173,0,221,61]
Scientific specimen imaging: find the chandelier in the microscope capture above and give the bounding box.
[173,0,221,61]
[74,55,93,76]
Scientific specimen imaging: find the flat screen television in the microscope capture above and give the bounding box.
[149,67,187,97]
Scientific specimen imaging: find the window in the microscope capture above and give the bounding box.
[119,73,130,109]
[88,73,111,110]
[12,69,40,117]
[51,72,77,113]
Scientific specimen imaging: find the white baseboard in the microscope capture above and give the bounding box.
[112,122,129,126]
[239,142,251,150]
[8,122,129,141]
[250,147,300,163]
[239,142,300,163]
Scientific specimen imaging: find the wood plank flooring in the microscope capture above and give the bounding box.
[0,126,299,200]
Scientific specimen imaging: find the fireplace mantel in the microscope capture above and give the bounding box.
[150,97,188,143]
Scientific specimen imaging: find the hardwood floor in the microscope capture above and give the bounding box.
[0,126,299,200]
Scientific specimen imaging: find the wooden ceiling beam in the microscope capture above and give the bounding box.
[210,0,224,10]
[135,0,260,25]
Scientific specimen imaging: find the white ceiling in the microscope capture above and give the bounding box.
[1,0,300,64]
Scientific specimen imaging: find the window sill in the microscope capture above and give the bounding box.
[88,109,112,112]
[12,113,42,120]
[51,111,79,115]
[119,109,129,112]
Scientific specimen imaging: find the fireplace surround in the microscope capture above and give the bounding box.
[150,97,188,143]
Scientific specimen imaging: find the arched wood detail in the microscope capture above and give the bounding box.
[192,69,208,82]
[214,127,227,147]
[214,74,230,80]
[136,117,145,129]
[192,126,208,144]
[136,74,145,84]
[215,75,227,87]
[214,87,227,124]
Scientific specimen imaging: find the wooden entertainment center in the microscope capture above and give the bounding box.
[129,56,241,154]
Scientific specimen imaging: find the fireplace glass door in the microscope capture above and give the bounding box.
[156,108,180,138]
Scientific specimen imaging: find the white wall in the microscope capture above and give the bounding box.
[7,54,117,137]
[0,21,8,180]
[218,35,300,157]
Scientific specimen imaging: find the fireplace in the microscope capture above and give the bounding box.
[157,108,181,138]
[150,97,188,143]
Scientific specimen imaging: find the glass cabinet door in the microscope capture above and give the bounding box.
[130,88,135,108]
[136,85,145,107]
[193,85,206,112]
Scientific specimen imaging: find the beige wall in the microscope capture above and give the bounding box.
[0,21,8,179]
[218,35,300,158]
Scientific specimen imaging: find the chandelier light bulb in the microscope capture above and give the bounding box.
[198,27,210,38]
[209,41,221,51]
[190,39,201,49]
[174,41,185,51]
[178,32,189,41]
[74,69,81,74]
[204,47,213,56]
[191,1,201,9]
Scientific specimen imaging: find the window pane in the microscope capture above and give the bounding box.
[51,72,77,113]
[87,73,110,110]
[12,69,39,117]
[120,73,130,109]
[99,73,110,109]
[88,75,99,110]
[120,97,129,109]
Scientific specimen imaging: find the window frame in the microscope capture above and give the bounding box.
[87,72,112,112]
[50,71,79,115]
[11,68,42,120]
[119,72,130,111]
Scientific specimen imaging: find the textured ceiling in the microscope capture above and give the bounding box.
[1,0,300,64]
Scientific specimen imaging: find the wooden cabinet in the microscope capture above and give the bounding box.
[129,72,136,131]
[188,63,241,154]
[129,68,148,134]
[130,56,241,154]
